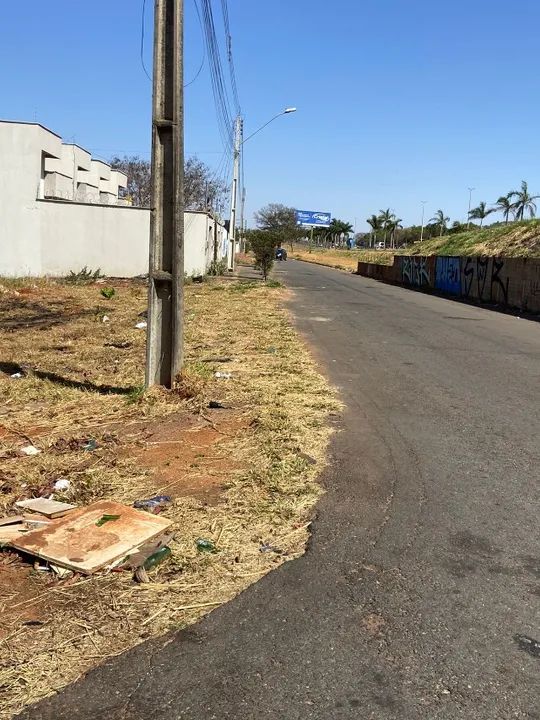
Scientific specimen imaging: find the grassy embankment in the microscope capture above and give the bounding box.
[291,220,540,270]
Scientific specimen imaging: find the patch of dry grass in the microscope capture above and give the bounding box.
[0,276,338,718]
[290,247,394,270]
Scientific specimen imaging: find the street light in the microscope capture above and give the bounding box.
[229,108,297,271]
[242,107,297,145]
[420,200,427,242]
[467,187,475,229]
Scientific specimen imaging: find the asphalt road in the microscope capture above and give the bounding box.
[19,261,540,720]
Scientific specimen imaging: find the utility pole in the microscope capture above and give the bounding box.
[239,186,246,253]
[420,200,427,242]
[228,115,242,271]
[146,0,184,388]
[467,187,475,229]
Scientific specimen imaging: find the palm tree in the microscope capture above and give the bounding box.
[378,208,394,247]
[509,180,540,221]
[388,217,403,249]
[429,209,450,237]
[366,214,381,247]
[493,194,514,224]
[468,201,494,228]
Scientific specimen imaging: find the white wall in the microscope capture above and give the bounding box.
[38,200,150,277]
[0,121,229,278]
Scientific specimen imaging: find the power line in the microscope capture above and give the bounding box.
[141,0,207,87]
[220,0,241,114]
[199,0,235,152]
[140,0,152,81]
[185,0,206,88]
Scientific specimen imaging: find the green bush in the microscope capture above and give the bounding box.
[245,230,279,280]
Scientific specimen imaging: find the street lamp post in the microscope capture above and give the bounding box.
[467,187,475,229]
[420,201,427,242]
[228,107,297,272]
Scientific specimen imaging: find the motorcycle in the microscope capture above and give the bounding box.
[275,247,288,261]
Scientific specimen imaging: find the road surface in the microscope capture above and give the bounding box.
[19,261,540,719]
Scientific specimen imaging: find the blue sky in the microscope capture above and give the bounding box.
[1,0,539,231]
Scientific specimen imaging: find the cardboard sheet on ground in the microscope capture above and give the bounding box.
[10,500,172,574]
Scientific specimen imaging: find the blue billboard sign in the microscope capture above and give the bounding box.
[296,210,332,227]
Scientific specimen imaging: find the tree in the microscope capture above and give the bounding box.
[494,194,514,224]
[429,209,450,236]
[509,180,540,221]
[245,229,279,281]
[327,218,353,246]
[184,157,228,211]
[366,214,382,247]
[253,203,302,250]
[110,155,228,210]
[110,155,151,206]
[387,217,403,249]
[468,201,494,228]
[378,208,395,247]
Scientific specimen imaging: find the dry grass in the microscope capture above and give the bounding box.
[0,276,338,718]
[290,247,394,270]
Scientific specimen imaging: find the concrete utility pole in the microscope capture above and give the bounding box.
[228,115,242,272]
[239,186,246,252]
[146,0,184,388]
[467,187,475,229]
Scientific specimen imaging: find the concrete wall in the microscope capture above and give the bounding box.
[0,121,229,278]
[357,255,540,313]
[38,200,150,277]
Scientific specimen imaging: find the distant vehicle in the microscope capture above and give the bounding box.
[376,241,385,250]
[276,247,287,261]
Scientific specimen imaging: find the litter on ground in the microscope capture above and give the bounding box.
[9,500,172,574]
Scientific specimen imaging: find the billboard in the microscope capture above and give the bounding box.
[295,210,332,227]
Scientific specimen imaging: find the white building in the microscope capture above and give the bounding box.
[0,120,229,278]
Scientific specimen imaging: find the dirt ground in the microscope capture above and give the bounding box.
[0,275,338,718]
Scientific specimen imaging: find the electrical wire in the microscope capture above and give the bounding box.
[185,0,206,87]
[140,0,152,81]
[141,0,207,87]
[199,0,235,151]
[220,0,241,114]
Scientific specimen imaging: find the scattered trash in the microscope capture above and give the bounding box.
[82,439,98,451]
[101,315,110,323]
[514,634,540,658]
[0,515,25,527]
[20,445,40,456]
[104,340,132,349]
[259,543,283,554]
[196,538,217,553]
[100,287,116,299]
[50,563,72,579]
[134,546,172,582]
[214,372,232,379]
[208,400,227,410]
[133,495,172,514]
[96,513,121,527]
[10,500,172,575]
[10,372,23,379]
[135,321,147,330]
[53,479,70,492]
[15,498,77,519]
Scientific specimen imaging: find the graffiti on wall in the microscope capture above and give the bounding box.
[357,255,539,313]
[435,257,461,295]
[462,257,509,304]
[401,256,431,287]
